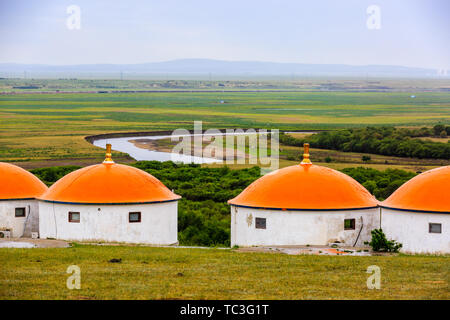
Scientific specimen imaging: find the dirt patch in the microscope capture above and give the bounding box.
[0,238,70,248]
[130,138,248,161]
[130,139,173,153]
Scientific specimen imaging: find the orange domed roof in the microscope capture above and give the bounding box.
[228,164,378,210]
[40,162,180,204]
[382,166,450,213]
[0,162,48,200]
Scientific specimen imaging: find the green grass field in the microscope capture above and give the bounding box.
[0,244,448,300]
[1,89,449,163]
[2,78,449,93]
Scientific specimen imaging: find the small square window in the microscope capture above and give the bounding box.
[429,223,442,234]
[129,212,141,223]
[255,217,266,229]
[344,219,355,230]
[68,212,80,223]
[15,207,26,217]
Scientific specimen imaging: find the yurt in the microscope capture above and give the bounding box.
[381,166,449,254]
[0,162,48,238]
[38,144,181,244]
[228,144,380,247]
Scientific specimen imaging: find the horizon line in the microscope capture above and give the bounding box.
[0,58,441,71]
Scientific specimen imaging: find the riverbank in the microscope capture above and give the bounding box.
[8,128,448,171]
[90,130,448,172]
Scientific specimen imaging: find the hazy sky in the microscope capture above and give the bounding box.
[0,0,449,69]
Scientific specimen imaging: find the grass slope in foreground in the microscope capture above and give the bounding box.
[0,245,448,300]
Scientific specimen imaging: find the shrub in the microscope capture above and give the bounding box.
[279,125,450,160]
[362,180,377,194]
[433,124,445,136]
[31,165,81,186]
[342,167,415,201]
[369,229,402,252]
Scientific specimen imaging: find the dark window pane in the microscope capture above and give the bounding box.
[255,217,266,229]
[429,223,442,234]
[129,212,141,223]
[69,212,80,223]
[15,208,26,217]
[344,219,355,230]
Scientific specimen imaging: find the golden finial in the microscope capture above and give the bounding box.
[301,143,312,165]
[103,143,114,164]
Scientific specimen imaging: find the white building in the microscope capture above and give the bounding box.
[228,144,380,247]
[38,144,181,245]
[381,166,449,254]
[0,162,47,238]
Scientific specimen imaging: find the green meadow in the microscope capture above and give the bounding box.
[0,245,448,300]
[1,90,449,163]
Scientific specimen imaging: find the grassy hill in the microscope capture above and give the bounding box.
[0,244,448,299]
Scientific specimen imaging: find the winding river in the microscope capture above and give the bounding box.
[92,131,313,164]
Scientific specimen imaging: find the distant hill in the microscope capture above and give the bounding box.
[0,59,444,78]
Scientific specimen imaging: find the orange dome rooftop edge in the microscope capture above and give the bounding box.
[382,166,450,213]
[228,144,378,210]
[39,144,180,204]
[0,162,48,200]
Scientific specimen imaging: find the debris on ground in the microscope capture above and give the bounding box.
[237,245,373,256]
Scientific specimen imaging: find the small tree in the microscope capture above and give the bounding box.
[362,180,377,194]
[433,124,445,136]
[440,130,447,138]
[362,155,371,162]
[369,229,402,253]
[325,156,332,163]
